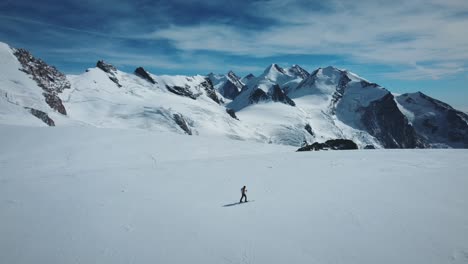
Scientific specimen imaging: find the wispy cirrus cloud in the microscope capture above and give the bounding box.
[1,0,468,82]
[146,0,468,79]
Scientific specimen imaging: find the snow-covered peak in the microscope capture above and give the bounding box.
[241,73,255,84]
[396,92,468,148]
[207,70,244,100]
[260,63,290,82]
[286,64,310,79]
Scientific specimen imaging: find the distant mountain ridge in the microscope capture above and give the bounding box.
[0,41,466,148]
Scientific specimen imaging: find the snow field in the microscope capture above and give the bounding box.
[1,125,468,264]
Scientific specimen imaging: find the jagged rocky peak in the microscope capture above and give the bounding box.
[241,73,256,85]
[96,60,122,87]
[263,63,287,76]
[270,85,295,106]
[249,89,269,104]
[243,73,255,81]
[226,70,244,88]
[362,93,422,148]
[12,48,70,115]
[320,66,344,78]
[96,60,117,74]
[200,77,221,104]
[134,67,156,84]
[227,70,240,80]
[396,92,468,148]
[287,65,310,79]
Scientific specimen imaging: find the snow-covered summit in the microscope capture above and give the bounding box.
[0,41,467,148]
[396,91,468,148]
[208,70,245,100]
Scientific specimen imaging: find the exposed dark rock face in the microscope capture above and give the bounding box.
[270,85,296,106]
[273,64,287,74]
[329,72,351,115]
[418,92,468,146]
[96,60,117,73]
[164,78,219,103]
[360,80,379,88]
[25,107,55,126]
[402,92,468,147]
[44,93,66,115]
[304,124,314,136]
[227,71,244,88]
[166,85,197,100]
[242,73,255,82]
[361,93,421,148]
[226,108,238,120]
[249,89,269,104]
[220,81,241,100]
[96,60,122,87]
[297,139,358,151]
[446,110,468,145]
[325,139,358,150]
[13,48,70,115]
[291,69,319,93]
[200,78,221,104]
[134,67,156,84]
[173,113,192,135]
[364,145,375,149]
[288,65,310,79]
[215,71,244,100]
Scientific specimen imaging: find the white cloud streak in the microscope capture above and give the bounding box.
[146,0,468,79]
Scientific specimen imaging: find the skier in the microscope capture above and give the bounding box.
[240,185,247,203]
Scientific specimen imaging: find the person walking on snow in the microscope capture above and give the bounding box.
[240,185,247,203]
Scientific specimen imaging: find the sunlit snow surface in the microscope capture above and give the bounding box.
[1,125,468,264]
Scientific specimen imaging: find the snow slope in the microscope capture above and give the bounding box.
[1,125,468,264]
[0,43,70,126]
[63,67,262,140]
[0,41,467,149]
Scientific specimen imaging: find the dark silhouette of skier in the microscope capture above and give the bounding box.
[240,186,247,203]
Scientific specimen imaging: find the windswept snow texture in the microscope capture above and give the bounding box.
[63,67,257,139]
[1,125,468,264]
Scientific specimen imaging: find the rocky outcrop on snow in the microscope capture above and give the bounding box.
[25,107,55,126]
[228,64,308,111]
[134,67,156,84]
[329,71,351,115]
[297,139,358,151]
[304,124,314,136]
[396,92,468,148]
[173,113,192,135]
[226,108,238,120]
[164,76,220,104]
[166,85,197,99]
[208,71,244,100]
[270,85,295,106]
[200,78,221,104]
[97,60,122,87]
[287,65,310,79]
[249,89,269,104]
[13,48,70,115]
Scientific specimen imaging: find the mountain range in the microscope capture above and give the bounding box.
[1,41,467,148]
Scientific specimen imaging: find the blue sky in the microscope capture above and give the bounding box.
[1,0,467,110]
